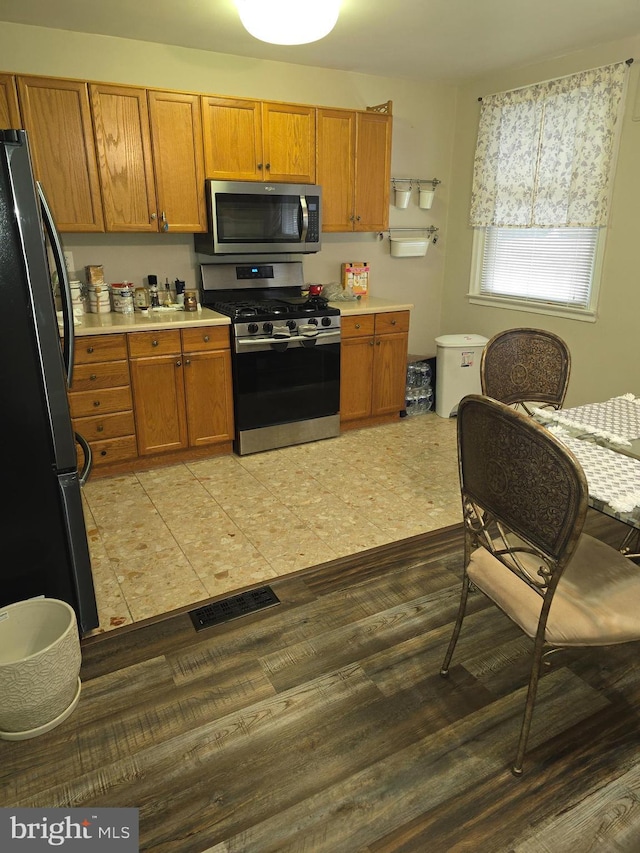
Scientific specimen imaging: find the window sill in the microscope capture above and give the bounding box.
[467,293,597,323]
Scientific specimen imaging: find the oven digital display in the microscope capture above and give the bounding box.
[236,265,274,280]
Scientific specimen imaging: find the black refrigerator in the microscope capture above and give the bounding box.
[0,129,98,634]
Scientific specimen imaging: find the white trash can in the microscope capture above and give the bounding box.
[0,598,82,740]
[435,334,489,418]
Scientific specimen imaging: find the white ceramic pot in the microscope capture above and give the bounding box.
[0,598,82,740]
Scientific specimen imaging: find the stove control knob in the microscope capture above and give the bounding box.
[286,319,297,330]
[263,322,273,335]
[248,323,259,334]
[308,318,318,326]
[321,316,332,327]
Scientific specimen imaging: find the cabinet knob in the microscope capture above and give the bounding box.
[257,162,262,169]
[90,374,97,381]
[176,360,182,367]
[355,323,361,329]
[376,340,381,346]
[185,358,191,365]
[97,425,104,433]
[369,341,374,346]
[391,319,396,325]
[87,346,94,354]
[152,339,159,347]
[203,334,210,342]
[150,212,157,221]
[265,163,270,170]
[100,450,107,457]
[93,400,101,407]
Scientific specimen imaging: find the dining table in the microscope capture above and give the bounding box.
[533,394,640,556]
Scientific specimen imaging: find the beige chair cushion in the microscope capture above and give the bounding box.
[468,533,640,646]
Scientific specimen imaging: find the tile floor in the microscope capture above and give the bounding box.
[82,413,460,634]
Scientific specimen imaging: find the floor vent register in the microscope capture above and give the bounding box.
[189,586,281,631]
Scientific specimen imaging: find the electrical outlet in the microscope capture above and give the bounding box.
[63,251,74,273]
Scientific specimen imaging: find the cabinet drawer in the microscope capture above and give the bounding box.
[73,411,135,440]
[181,325,230,353]
[74,334,128,363]
[70,360,130,391]
[341,314,375,338]
[127,329,181,357]
[86,435,138,468]
[374,311,410,334]
[68,386,133,418]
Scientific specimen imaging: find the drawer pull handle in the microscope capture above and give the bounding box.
[93,401,101,408]
[90,374,97,381]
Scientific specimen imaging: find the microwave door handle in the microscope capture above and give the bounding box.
[299,195,309,242]
[38,181,74,388]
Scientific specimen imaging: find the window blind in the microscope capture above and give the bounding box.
[479,227,598,308]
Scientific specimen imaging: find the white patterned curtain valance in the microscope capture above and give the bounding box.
[470,62,628,228]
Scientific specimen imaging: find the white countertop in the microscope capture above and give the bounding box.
[328,296,414,315]
[70,297,412,336]
[71,307,230,336]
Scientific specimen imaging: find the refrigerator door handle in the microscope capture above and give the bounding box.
[75,431,93,486]
[37,181,74,388]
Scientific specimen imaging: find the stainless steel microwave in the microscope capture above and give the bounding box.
[194,179,322,255]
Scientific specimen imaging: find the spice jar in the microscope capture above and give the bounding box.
[183,291,198,312]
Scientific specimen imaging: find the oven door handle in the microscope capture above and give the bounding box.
[236,329,341,353]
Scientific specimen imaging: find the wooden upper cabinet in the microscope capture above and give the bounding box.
[0,74,20,127]
[90,84,157,232]
[17,76,104,232]
[202,96,263,181]
[317,107,391,232]
[147,90,207,232]
[317,108,356,231]
[202,96,315,183]
[353,111,392,232]
[262,101,315,183]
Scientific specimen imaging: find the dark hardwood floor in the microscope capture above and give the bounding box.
[3,511,640,852]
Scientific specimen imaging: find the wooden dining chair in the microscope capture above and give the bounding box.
[440,394,640,776]
[480,327,571,414]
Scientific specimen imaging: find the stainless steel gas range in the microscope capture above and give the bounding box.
[200,261,340,455]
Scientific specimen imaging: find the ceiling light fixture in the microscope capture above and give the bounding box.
[235,0,341,46]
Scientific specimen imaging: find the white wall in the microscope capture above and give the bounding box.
[0,22,458,357]
[442,34,640,406]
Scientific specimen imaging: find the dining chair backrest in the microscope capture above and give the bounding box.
[480,327,571,414]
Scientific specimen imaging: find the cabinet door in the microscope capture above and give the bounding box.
[340,335,374,422]
[201,96,263,181]
[372,331,408,416]
[262,102,316,183]
[354,111,392,232]
[90,84,157,232]
[0,74,20,127]
[148,90,207,232]
[183,349,234,446]
[17,76,104,232]
[130,355,188,455]
[316,107,355,232]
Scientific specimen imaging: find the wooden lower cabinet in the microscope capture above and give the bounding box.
[128,326,233,456]
[340,311,409,426]
[68,334,138,469]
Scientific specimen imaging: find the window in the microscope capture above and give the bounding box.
[469,61,628,320]
[470,225,605,320]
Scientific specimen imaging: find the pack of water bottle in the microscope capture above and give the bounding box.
[405,361,434,416]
